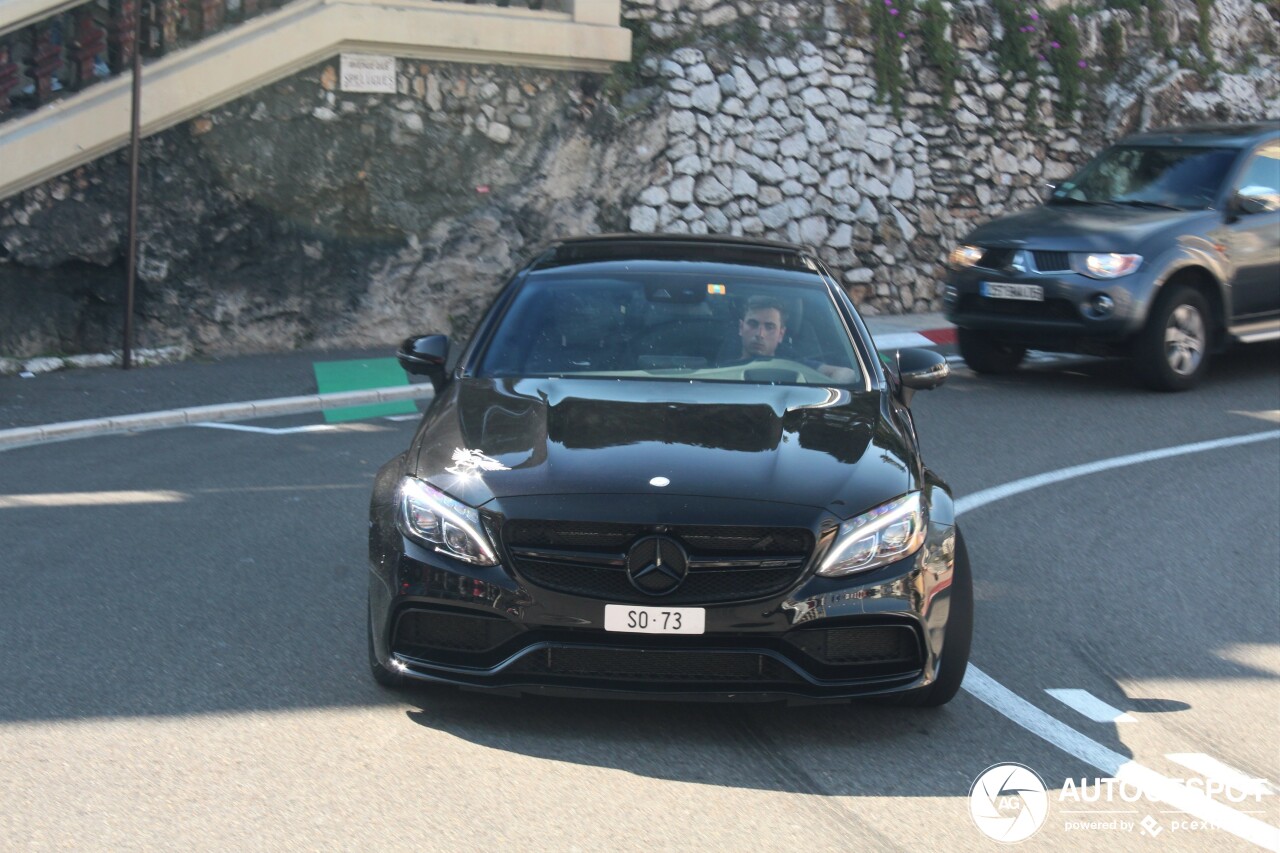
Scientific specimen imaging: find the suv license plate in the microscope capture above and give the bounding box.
[982,282,1045,301]
[604,605,705,634]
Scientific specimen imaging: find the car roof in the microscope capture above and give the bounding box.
[531,234,820,273]
[1118,120,1280,149]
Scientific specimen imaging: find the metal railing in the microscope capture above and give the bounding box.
[0,0,564,126]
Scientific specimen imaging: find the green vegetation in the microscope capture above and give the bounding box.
[917,0,960,109]
[1043,8,1087,120]
[1195,0,1217,70]
[1101,19,1125,72]
[1147,0,1169,54]
[868,0,915,117]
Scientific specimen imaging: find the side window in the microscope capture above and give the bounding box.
[1236,142,1280,213]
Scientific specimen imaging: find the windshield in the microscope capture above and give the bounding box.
[1051,145,1238,210]
[477,263,864,387]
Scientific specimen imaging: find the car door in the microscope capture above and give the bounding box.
[1223,140,1280,319]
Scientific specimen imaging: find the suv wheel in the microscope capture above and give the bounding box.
[1135,285,1210,391]
[958,328,1027,374]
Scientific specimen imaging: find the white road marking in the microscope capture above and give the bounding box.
[957,430,1280,516]
[957,430,1280,851]
[0,489,188,508]
[1167,754,1276,799]
[1045,689,1138,724]
[964,667,1280,850]
[191,422,336,435]
[385,414,421,422]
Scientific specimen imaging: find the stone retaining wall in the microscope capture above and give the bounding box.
[1,0,1276,360]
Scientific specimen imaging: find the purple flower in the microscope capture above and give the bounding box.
[897,31,906,38]
[1050,40,1060,48]
[1030,12,1039,20]
[1038,54,1046,61]
[890,8,899,14]
[1078,59,1088,68]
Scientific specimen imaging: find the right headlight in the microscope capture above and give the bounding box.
[1071,252,1143,279]
[948,244,984,269]
[395,477,498,566]
[817,492,927,578]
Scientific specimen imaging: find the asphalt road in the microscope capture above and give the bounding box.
[1,345,1277,851]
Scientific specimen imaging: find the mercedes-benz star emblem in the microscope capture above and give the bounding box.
[626,536,689,595]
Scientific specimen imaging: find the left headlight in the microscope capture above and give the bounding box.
[817,492,927,578]
[396,477,499,566]
[948,244,984,269]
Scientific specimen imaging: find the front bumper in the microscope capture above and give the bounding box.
[943,265,1153,351]
[368,518,959,702]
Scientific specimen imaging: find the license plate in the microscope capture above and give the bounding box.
[604,605,705,634]
[981,282,1045,301]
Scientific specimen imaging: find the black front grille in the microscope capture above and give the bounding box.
[1032,250,1071,271]
[503,521,810,554]
[503,520,814,604]
[979,247,1014,269]
[505,647,805,683]
[957,294,1081,323]
[783,625,921,665]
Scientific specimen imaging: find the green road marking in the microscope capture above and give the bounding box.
[312,358,417,423]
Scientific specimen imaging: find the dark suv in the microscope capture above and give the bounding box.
[943,121,1280,390]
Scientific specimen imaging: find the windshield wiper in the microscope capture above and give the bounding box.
[1111,199,1186,211]
[1049,196,1122,207]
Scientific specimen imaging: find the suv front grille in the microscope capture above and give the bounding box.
[502,520,813,604]
[976,248,1071,273]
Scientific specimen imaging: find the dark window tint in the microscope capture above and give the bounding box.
[477,265,862,386]
[1053,145,1237,209]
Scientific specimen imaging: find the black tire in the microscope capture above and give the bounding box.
[957,328,1027,374]
[368,602,404,689]
[1133,284,1211,392]
[889,527,973,708]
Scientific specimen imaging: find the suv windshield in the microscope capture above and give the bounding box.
[477,262,863,387]
[1051,145,1237,210]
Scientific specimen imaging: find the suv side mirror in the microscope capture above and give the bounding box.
[397,334,450,392]
[891,347,950,406]
[1233,186,1279,217]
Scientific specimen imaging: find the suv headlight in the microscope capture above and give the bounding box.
[396,477,498,566]
[818,492,927,577]
[948,244,984,269]
[1071,252,1142,279]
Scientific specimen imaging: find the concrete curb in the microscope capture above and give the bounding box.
[0,383,435,452]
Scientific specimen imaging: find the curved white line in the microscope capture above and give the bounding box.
[957,430,1280,851]
[957,430,1280,516]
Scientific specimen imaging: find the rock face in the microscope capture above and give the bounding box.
[1,0,1277,357]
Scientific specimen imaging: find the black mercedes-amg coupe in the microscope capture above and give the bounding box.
[368,235,970,705]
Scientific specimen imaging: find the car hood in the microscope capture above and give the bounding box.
[409,377,912,517]
[964,203,1210,252]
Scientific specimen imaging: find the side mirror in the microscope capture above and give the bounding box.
[397,334,450,392]
[1233,187,1278,217]
[892,347,950,406]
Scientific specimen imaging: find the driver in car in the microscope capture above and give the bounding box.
[735,296,857,383]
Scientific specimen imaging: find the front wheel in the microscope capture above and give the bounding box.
[889,528,973,708]
[1134,285,1211,391]
[957,328,1026,375]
